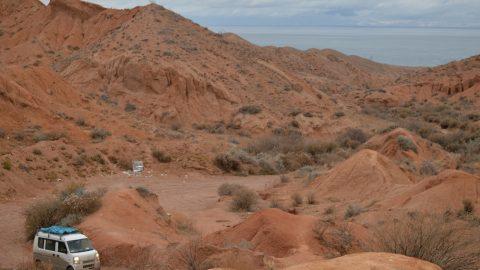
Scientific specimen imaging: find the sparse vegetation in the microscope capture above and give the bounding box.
[124,102,137,112]
[230,188,258,212]
[2,160,12,171]
[217,183,245,196]
[306,192,316,204]
[397,135,418,153]
[0,128,5,138]
[214,153,241,172]
[337,128,369,149]
[280,175,289,183]
[291,193,303,207]
[25,183,104,240]
[313,220,354,256]
[152,149,172,163]
[90,128,111,142]
[372,213,480,270]
[135,186,156,199]
[344,204,364,219]
[33,149,42,156]
[238,105,262,115]
[33,132,65,143]
[419,160,438,175]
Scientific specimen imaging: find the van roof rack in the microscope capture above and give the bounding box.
[39,226,79,235]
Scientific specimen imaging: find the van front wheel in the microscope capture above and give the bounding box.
[67,266,74,270]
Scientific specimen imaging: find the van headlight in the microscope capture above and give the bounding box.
[95,252,100,262]
[73,257,80,264]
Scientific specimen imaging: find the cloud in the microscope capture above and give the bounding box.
[40,0,480,28]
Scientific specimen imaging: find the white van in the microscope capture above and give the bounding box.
[33,226,100,270]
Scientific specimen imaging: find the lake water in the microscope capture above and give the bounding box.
[210,26,480,67]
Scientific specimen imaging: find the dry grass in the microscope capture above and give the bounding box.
[372,213,480,270]
[25,184,104,240]
[152,149,172,163]
[313,220,354,256]
[217,183,246,196]
[230,188,258,212]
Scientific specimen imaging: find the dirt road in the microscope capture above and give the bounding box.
[0,172,276,268]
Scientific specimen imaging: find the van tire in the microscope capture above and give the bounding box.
[67,266,74,270]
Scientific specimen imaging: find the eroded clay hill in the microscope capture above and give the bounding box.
[311,149,412,201]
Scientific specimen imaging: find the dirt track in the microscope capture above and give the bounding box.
[0,172,275,268]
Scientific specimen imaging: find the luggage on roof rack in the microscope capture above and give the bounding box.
[39,226,78,235]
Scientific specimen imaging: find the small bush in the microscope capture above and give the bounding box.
[280,175,289,183]
[0,128,5,138]
[419,160,438,176]
[372,213,480,270]
[90,128,111,142]
[337,128,368,149]
[461,199,475,215]
[239,105,262,115]
[2,160,12,171]
[33,149,42,155]
[313,220,353,256]
[334,111,345,118]
[344,204,364,219]
[135,186,156,198]
[270,198,283,209]
[217,183,245,196]
[324,206,335,215]
[230,188,258,212]
[306,192,316,204]
[214,154,241,172]
[152,149,172,163]
[124,102,137,112]
[33,132,65,143]
[25,186,103,240]
[291,193,303,207]
[75,118,86,127]
[397,135,418,153]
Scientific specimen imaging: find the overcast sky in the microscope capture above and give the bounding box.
[40,0,480,28]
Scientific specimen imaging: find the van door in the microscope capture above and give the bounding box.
[43,239,57,268]
[56,241,71,270]
[34,237,47,264]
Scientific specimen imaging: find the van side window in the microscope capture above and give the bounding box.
[58,241,68,254]
[38,238,45,249]
[45,239,56,251]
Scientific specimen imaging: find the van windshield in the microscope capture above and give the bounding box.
[67,238,94,253]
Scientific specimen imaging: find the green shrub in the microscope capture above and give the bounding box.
[2,160,12,171]
[239,105,262,115]
[230,188,258,212]
[397,135,418,153]
[90,128,111,142]
[33,149,42,155]
[152,149,172,163]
